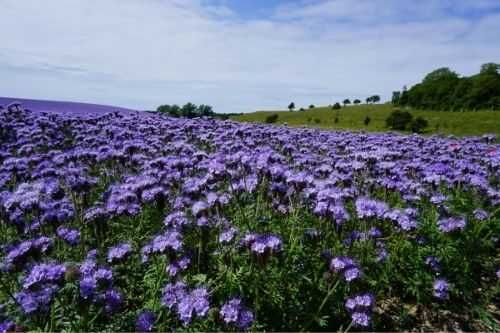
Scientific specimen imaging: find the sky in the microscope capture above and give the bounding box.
[1,0,500,113]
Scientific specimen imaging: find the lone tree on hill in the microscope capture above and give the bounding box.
[343,99,351,107]
[288,102,295,112]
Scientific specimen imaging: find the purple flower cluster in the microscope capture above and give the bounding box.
[135,310,156,332]
[56,226,81,246]
[433,278,450,300]
[1,237,53,272]
[329,256,362,282]
[14,263,65,314]
[437,217,466,233]
[220,298,254,330]
[107,243,133,264]
[161,282,210,325]
[241,233,282,256]
[78,250,123,313]
[345,293,375,327]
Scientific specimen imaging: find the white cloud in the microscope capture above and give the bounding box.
[0,0,499,113]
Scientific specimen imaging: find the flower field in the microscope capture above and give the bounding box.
[0,102,499,332]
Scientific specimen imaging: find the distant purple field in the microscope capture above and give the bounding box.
[0,97,136,115]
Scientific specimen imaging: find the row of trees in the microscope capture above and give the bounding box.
[392,63,500,111]
[156,103,215,118]
[287,95,380,111]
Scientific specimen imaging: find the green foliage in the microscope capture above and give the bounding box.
[265,113,279,123]
[364,116,371,126]
[232,104,500,137]
[353,99,361,105]
[366,95,381,104]
[309,104,315,109]
[386,110,413,130]
[313,118,321,124]
[410,117,429,133]
[332,103,342,110]
[343,99,351,106]
[288,102,295,111]
[395,63,500,110]
[156,103,215,118]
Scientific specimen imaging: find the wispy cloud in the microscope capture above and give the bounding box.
[1,0,499,112]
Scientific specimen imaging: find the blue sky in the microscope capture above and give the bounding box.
[1,0,500,113]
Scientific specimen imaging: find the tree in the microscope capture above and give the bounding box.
[332,102,342,110]
[197,104,214,117]
[265,114,279,123]
[392,91,401,105]
[480,63,499,75]
[181,102,198,118]
[400,63,500,111]
[386,110,413,130]
[343,99,351,107]
[410,117,428,133]
[365,97,372,104]
[353,99,361,105]
[371,95,381,103]
[364,116,371,126]
[309,104,315,109]
[288,102,295,112]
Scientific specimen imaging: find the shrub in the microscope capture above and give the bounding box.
[265,114,279,124]
[410,116,429,133]
[386,110,413,130]
[332,103,342,110]
[334,117,339,124]
[314,118,321,124]
[299,108,305,111]
[309,104,315,109]
[307,117,312,122]
[364,116,371,126]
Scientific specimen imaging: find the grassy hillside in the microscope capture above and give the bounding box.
[232,104,500,137]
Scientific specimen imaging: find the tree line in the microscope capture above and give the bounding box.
[157,103,215,118]
[392,63,500,111]
[287,95,380,111]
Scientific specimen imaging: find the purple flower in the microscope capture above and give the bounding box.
[56,226,81,246]
[473,209,488,221]
[329,256,362,282]
[135,310,156,332]
[243,233,283,256]
[0,320,15,333]
[345,293,375,312]
[161,281,187,310]
[220,298,254,330]
[437,217,466,233]
[79,276,97,300]
[151,230,183,253]
[15,285,58,314]
[219,227,238,244]
[177,287,210,325]
[433,278,450,300]
[22,263,66,289]
[355,197,388,219]
[425,256,441,272]
[107,243,133,264]
[351,312,371,327]
[101,289,123,313]
[166,256,191,277]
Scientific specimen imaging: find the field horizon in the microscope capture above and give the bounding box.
[232,103,500,137]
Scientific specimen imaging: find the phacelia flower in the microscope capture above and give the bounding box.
[135,310,156,332]
[220,298,254,330]
[437,217,466,233]
[433,278,450,300]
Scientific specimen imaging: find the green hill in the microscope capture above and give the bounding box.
[231,104,500,137]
